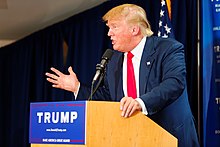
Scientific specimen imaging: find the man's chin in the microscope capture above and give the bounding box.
[113,45,120,51]
[112,46,117,50]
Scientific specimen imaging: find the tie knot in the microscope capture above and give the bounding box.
[127,51,134,59]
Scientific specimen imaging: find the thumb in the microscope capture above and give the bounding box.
[68,66,74,75]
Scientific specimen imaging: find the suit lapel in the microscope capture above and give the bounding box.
[115,55,124,101]
[139,37,156,95]
[108,51,124,101]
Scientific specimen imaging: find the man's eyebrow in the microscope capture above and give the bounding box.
[107,22,117,26]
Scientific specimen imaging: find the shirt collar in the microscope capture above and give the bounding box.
[125,36,146,60]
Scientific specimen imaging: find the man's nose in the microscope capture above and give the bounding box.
[107,29,113,36]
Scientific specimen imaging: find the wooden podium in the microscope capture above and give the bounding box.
[31,101,177,147]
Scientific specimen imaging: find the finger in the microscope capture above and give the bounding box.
[45,73,58,80]
[128,101,142,117]
[128,105,136,117]
[120,97,126,110]
[52,84,62,89]
[121,100,131,117]
[50,67,63,76]
[46,77,59,85]
[124,104,133,117]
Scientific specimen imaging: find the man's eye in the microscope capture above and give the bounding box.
[112,25,117,29]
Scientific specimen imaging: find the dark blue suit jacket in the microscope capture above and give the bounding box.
[77,36,199,147]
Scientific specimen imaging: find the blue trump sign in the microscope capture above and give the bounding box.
[202,0,220,146]
[29,101,86,144]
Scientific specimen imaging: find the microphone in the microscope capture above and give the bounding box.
[89,49,113,100]
[92,49,113,83]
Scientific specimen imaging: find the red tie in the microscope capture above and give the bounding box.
[127,52,137,99]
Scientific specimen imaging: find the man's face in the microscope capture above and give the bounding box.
[106,18,133,52]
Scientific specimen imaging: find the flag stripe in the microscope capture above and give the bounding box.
[166,0,171,19]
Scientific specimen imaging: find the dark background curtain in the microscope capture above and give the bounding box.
[0,0,198,146]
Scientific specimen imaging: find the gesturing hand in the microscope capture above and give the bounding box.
[45,66,80,93]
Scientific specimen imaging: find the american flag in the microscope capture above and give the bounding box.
[157,0,175,38]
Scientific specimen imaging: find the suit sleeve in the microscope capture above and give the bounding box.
[140,40,186,115]
[76,76,112,101]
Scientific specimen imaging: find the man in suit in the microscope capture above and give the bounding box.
[46,4,199,147]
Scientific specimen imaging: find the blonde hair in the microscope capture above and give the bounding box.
[103,4,153,37]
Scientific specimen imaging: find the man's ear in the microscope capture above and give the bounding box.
[131,25,140,35]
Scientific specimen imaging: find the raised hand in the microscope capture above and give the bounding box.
[45,66,80,93]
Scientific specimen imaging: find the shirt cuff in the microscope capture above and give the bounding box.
[73,83,80,100]
[135,98,148,115]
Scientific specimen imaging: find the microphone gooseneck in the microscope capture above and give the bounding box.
[89,49,113,100]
